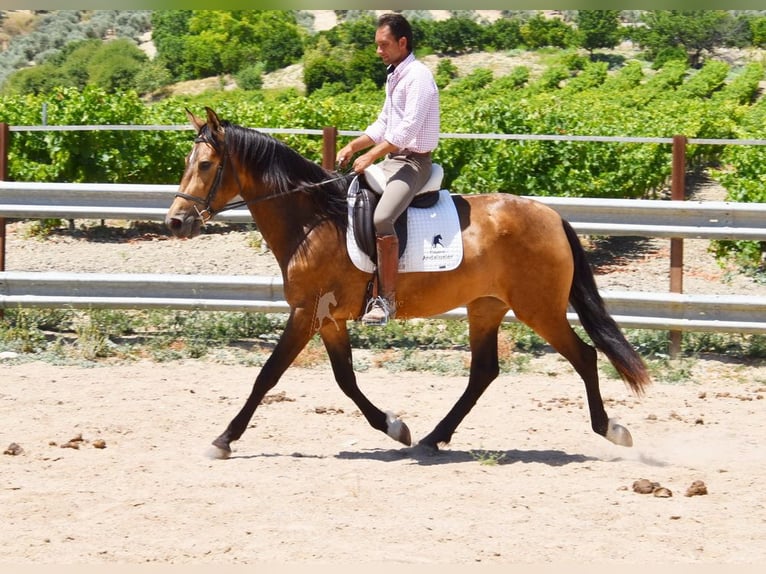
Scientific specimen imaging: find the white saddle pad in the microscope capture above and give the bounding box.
[346,186,463,274]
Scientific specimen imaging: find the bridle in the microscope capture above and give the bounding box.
[174,130,353,223]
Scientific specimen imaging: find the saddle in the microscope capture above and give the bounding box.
[352,163,444,262]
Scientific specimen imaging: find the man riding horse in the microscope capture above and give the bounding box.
[337,13,440,326]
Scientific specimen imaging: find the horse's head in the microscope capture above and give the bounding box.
[165,107,240,239]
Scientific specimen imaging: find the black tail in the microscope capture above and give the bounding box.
[562,220,651,396]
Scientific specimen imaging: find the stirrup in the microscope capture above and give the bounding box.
[361,296,392,326]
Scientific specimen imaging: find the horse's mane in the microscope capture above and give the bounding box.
[210,121,349,231]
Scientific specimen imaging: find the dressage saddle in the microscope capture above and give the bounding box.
[352,163,444,262]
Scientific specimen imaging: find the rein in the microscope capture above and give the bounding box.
[175,131,353,222]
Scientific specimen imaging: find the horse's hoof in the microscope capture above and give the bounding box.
[385,411,412,446]
[208,438,232,459]
[605,418,633,447]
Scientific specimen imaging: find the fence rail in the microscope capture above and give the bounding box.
[3,181,766,239]
[2,271,765,334]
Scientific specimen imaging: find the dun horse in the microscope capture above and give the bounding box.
[165,107,651,458]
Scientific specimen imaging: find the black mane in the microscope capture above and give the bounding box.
[211,121,350,231]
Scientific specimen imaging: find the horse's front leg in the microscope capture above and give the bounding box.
[210,307,314,458]
[320,321,411,446]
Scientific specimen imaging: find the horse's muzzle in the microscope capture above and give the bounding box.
[165,210,203,239]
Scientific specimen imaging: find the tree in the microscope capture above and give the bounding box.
[628,10,735,68]
[153,10,305,79]
[751,16,766,47]
[151,10,193,81]
[485,17,523,50]
[87,38,147,92]
[576,10,622,54]
[429,16,487,54]
[521,14,576,49]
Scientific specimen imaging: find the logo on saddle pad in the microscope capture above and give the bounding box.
[346,170,463,274]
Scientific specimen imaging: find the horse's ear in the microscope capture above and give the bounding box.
[185,108,205,133]
[204,107,225,140]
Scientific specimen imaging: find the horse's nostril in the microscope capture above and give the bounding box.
[168,217,182,230]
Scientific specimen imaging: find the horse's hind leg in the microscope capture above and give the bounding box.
[533,316,633,447]
[210,308,314,458]
[418,298,508,451]
[320,321,411,445]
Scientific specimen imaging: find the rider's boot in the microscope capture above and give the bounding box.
[362,234,399,326]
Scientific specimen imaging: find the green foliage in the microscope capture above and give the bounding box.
[151,10,304,81]
[445,68,494,97]
[521,14,576,49]
[2,38,149,96]
[236,62,265,91]
[677,60,729,99]
[0,85,191,183]
[651,46,689,70]
[0,10,152,88]
[150,10,192,81]
[303,35,386,95]
[576,10,622,53]
[434,58,458,89]
[87,39,148,92]
[752,17,766,47]
[629,11,737,68]
[563,60,608,92]
[713,95,766,268]
[428,16,488,54]
[485,17,523,50]
[715,62,764,105]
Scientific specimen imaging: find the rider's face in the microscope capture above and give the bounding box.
[375,25,408,67]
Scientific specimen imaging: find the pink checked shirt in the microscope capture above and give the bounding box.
[364,52,440,154]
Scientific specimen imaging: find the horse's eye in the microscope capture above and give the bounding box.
[198,160,213,171]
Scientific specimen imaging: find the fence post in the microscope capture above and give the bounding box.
[322,126,337,170]
[669,134,687,358]
[0,122,7,320]
[0,122,8,275]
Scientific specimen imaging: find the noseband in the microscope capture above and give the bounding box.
[174,130,352,224]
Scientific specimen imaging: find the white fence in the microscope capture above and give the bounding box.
[1,270,764,334]
[1,181,766,334]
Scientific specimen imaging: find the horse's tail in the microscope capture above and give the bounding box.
[563,219,651,396]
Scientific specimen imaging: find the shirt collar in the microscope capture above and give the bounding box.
[388,52,415,78]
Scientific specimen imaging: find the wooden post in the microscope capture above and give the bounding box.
[0,123,8,320]
[669,135,686,358]
[322,126,337,170]
[0,122,8,275]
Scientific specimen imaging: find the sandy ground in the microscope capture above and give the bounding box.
[3,177,766,565]
[2,354,766,565]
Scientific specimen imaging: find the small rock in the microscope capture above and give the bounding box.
[685,480,708,497]
[92,439,107,449]
[3,442,24,456]
[0,351,19,360]
[653,487,673,498]
[633,478,659,494]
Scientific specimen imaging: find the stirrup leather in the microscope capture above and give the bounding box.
[361,296,393,326]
